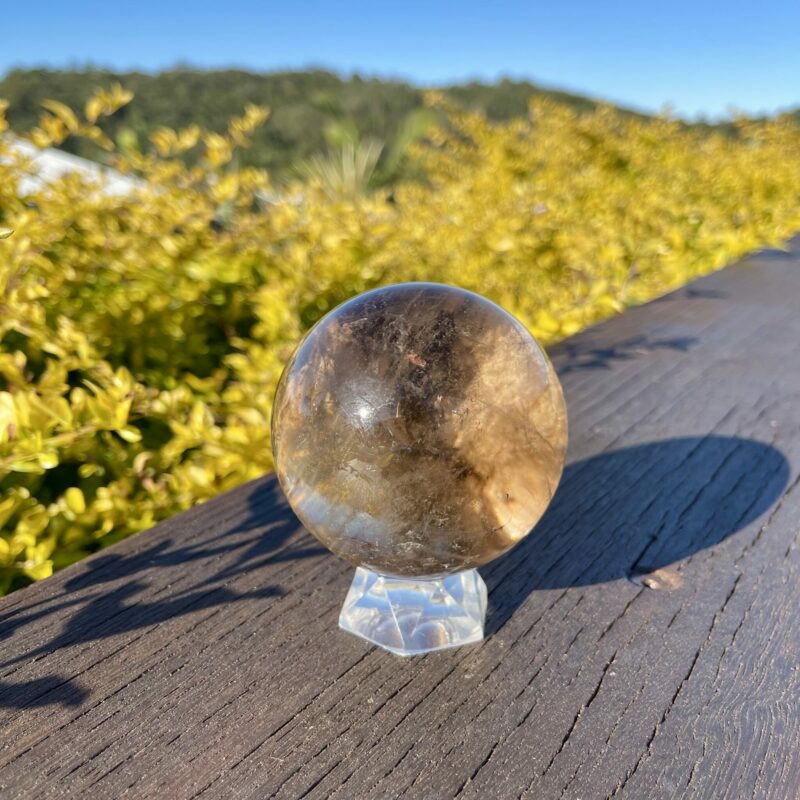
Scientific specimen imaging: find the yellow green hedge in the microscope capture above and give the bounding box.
[2,88,800,593]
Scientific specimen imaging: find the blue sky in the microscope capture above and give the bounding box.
[3,0,798,119]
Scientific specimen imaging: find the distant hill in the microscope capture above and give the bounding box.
[0,67,646,176]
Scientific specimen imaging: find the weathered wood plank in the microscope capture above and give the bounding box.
[2,240,800,799]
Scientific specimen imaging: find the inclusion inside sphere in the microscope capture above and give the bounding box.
[271,283,568,577]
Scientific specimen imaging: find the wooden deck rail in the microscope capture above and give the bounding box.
[2,240,800,799]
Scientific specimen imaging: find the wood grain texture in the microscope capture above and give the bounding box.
[2,240,800,800]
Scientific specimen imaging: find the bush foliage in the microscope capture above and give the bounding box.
[1,88,800,593]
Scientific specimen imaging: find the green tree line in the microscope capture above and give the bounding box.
[0,67,642,175]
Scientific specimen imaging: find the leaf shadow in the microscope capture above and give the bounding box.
[556,334,698,375]
[0,478,324,711]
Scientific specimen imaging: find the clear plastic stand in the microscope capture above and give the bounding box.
[339,567,488,656]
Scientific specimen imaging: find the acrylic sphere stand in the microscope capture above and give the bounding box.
[271,283,567,656]
[338,567,489,656]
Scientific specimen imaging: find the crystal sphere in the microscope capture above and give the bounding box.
[272,283,568,578]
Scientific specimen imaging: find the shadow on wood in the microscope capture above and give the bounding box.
[0,479,323,711]
[556,334,698,375]
[0,435,788,711]
[484,435,789,634]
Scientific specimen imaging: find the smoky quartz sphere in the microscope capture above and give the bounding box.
[271,283,568,578]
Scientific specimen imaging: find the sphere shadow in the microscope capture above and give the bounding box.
[483,435,789,635]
